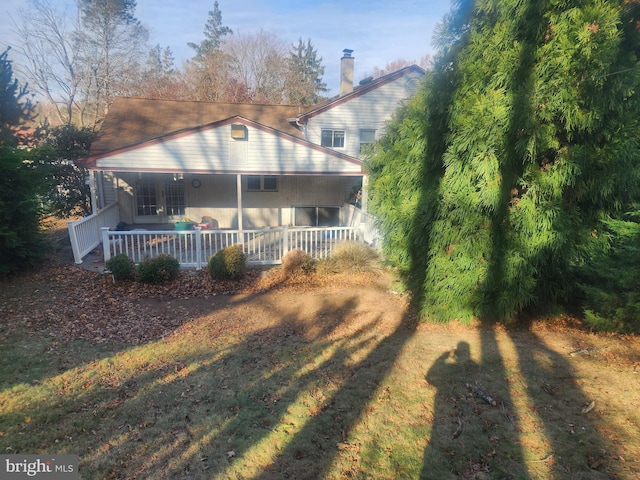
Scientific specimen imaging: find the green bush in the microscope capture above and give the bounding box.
[281,248,314,276]
[575,214,640,333]
[208,245,247,280]
[0,147,48,276]
[137,254,180,284]
[104,253,135,281]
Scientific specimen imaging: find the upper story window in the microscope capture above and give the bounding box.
[321,129,345,148]
[359,129,376,153]
[247,175,278,192]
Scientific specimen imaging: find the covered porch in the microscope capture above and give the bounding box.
[67,200,378,269]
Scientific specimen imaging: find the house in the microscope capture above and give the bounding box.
[70,50,424,266]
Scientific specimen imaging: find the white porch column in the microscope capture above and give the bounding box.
[361,174,368,214]
[89,170,98,214]
[236,174,243,230]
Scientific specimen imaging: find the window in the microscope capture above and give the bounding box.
[359,129,376,153]
[135,175,186,217]
[231,124,247,140]
[294,206,340,226]
[164,176,185,216]
[247,175,278,191]
[321,129,345,148]
[135,177,158,216]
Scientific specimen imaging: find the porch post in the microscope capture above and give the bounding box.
[68,220,83,264]
[101,227,112,263]
[236,174,243,231]
[361,174,368,214]
[89,170,98,214]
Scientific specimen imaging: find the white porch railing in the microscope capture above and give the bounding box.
[67,203,121,264]
[343,203,382,247]
[101,226,362,269]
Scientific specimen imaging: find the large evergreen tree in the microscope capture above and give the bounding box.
[188,1,233,61]
[0,47,35,146]
[0,48,47,276]
[285,38,327,105]
[367,0,640,324]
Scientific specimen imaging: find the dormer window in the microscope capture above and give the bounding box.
[321,129,345,148]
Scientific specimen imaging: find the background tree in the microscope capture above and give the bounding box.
[0,47,36,146]
[76,0,149,123]
[182,49,251,102]
[126,44,185,99]
[225,29,289,103]
[14,0,149,126]
[367,0,640,329]
[187,0,232,61]
[366,55,432,79]
[0,48,47,275]
[182,0,243,102]
[31,124,98,217]
[13,0,81,125]
[284,38,327,105]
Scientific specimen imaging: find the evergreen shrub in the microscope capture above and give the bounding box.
[208,245,246,280]
[104,253,135,281]
[576,215,640,333]
[137,254,180,284]
[0,148,48,276]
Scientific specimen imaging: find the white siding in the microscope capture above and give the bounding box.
[306,71,422,158]
[95,124,362,174]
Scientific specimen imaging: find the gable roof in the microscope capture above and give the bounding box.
[88,97,304,156]
[296,65,425,122]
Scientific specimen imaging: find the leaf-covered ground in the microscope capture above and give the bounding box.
[0,254,384,345]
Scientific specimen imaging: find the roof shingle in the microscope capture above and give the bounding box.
[89,97,305,155]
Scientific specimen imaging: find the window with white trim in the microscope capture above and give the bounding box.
[247,175,278,191]
[321,129,345,148]
[359,129,376,153]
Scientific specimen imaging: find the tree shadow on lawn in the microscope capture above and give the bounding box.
[1,287,414,479]
[90,294,415,479]
[507,327,620,479]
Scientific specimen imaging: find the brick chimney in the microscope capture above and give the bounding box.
[340,49,354,96]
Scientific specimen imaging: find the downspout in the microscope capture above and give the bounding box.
[287,116,307,140]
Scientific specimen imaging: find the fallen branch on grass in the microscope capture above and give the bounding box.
[466,383,497,406]
[581,400,596,414]
[453,417,463,439]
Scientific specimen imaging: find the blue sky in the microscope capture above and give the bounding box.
[1,0,453,95]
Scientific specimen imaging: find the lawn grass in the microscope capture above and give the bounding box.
[1,265,639,479]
